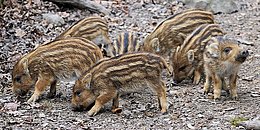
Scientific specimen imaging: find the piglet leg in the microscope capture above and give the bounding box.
[27,74,54,102]
[88,89,117,116]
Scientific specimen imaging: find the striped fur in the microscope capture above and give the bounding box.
[71,52,172,116]
[110,32,140,56]
[55,16,112,57]
[12,37,103,102]
[143,9,215,59]
[172,24,225,84]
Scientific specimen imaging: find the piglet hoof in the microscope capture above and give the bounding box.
[213,97,221,102]
[204,90,209,95]
[112,108,122,114]
[27,94,39,103]
[160,110,168,115]
[193,80,200,85]
[225,90,230,96]
[161,109,167,114]
[231,96,239,101]
[47,93,56,99]
[88,109,98,117]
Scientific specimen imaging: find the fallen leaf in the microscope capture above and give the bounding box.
[4,102,19,111]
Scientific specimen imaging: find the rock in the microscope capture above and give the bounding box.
[237,120,260,130]
[42,13,65,26]
[178,0,238,14]
[210,0,238,14]
[132,3,143,10]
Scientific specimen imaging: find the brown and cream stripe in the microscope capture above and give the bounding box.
[55,16,112,57]
[56,16,109,40]
[110,32,140,56]
[19,37,103,80]
[80,52,172,83]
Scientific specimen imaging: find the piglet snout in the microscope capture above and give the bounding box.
[236,50,249,62]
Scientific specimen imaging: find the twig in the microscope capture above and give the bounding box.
[237,39,255,46]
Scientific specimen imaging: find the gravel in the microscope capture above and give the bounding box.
[0,0,259,129]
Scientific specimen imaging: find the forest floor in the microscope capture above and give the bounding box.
[0,0,259,129]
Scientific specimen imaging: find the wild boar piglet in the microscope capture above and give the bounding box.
[72,52,172,116]
[203,36,249,99]
[143,9,215,59]
[172,24,225,84]
[12,37,103,102]
[56,16,112,57]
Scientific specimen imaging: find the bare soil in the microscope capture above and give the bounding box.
[0,0,259,129]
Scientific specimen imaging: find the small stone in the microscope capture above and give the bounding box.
[187,123,196,129]
[15,29,26,38]
[6,111,23,116]
[42,123,48,127]
[0,99,8,103]
[39,113,45,118]
[164,118,171,122]
[251,93,260,97]
[132,3,143,9]
[42,13,65,26]
[144,111,154,117]
[224,107,236,111]
[123,109,132,117]
[201,127,208,130]
[242,76,254,81]
[139,104,146,111]
[254,54,260,58]
[8,120,19,124]
[169,90,179,95]
[197,114,204,118]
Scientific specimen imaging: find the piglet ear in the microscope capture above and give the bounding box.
[187,50,195,63]
[82,73,92,89]
[20,58,29,73]
[207,37,218,45]
[151,38,160,52]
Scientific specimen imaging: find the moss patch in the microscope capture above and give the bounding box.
[230,117,249,126]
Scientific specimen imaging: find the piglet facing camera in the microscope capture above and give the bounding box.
[203,37,249,100]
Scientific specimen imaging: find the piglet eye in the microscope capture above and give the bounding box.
[74,90,81,97]
[14,76,22,83]
[179,66,187,71]
[224,47,232,54]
